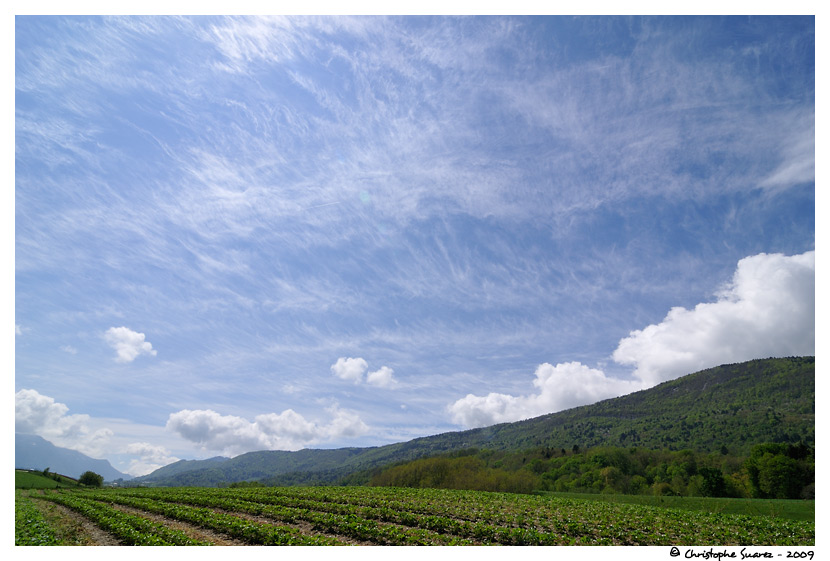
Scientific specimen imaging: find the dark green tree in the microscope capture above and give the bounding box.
[698,467,727,497]
[745,442,812,499]
[79,471,104,487]
[755,454,801,499]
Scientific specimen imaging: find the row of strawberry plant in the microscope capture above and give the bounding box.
[83,491,348,546]
[113,487,624,545]
[15,493,61,546]
[260,486,815,546]
[225,487,580,545]
[105,488,474,545]
[244,485,561,527]
[36,491,211,545]
[237,488,686,545]
[230,487,815,545]
[216,486,658,544]
[82,487,816,546]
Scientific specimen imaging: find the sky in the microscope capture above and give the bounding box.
[14,15,816,477]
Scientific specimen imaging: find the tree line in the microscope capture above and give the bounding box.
[368,442,814,499]
[23,468,104,488]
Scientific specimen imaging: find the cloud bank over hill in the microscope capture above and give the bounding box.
[166,406,369,456]
[16,389,118,464]
[15,388,92,440]
[612,251,815,386]
[450,251,815,428]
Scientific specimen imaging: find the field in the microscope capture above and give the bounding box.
[15,469,78,489]
[15,486,814,546]
[537,491,815,522]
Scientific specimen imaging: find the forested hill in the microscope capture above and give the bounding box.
[133,357,814,487]
[434,355,815,454]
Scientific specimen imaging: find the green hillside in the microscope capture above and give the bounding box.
[141,448,368,487]
[133,357,814,487]
[445,355,815,454]
[16,469,78,489]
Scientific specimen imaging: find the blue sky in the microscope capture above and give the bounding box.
[14,16,815,476]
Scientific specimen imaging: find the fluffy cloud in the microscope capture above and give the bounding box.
[15,388,91,439]
[450,251,815,428]
[331,357,367,383]
[166,405,369,455]
[104,326,157,362]
[367,366,397,388]
[449,362,642,428]
[331,357,397,387]
[124,442,180,477]
[15,389,115,457]
[612,251,815,386]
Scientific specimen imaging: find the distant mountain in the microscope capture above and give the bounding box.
[15,433,131,482]
[145,455,229,479]
[134,356,814,487]
[136,448,369,487]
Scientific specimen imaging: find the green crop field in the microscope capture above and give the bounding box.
[536,491,815,522]
[15,486,814,546]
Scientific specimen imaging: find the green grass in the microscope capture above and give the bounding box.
[16,470,78,489]
[535,491,814,522]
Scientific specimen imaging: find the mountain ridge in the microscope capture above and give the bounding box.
[15,433,131,482]
[134,356,814,487]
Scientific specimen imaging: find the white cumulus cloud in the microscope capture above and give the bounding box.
[15,388,91,439]
[166,405,369,456]
[331,357,397,387]
[331,357,368,383]
[15,389,115,457]
[367,366,397,388]
[450,250,815,428]
[612,251,815,386]
[104,326,157,363]
[449,362,642,428]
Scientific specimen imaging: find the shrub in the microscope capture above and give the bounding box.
[79,471,104,487]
